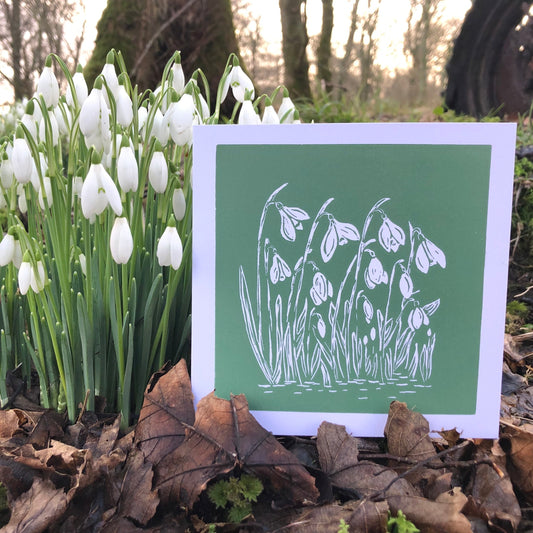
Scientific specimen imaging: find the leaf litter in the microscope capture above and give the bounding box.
[0,356,531,531]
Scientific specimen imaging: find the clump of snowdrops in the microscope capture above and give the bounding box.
[0,50,299,425]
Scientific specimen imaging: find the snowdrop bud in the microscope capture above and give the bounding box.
[72,176,83,197]
[152,108,169,146]
[101,52,119,103]
[30,259,46,293]
[21,100,38,140]
[116,76,133,127]
[11,130,33,184]
[17,183,27,214]
[38,176,52,209]
[117,142,138,192]
[12,238,22,268]
[18,255,31,295]
[262,99,280,124]
[66,65,88,107]
[138,105,148,131]
[148,145,168,193]
[54,103,71,136]
[109,217,133,264]
[37,57,59,108]
[167,93,194,146]
[238,99,260,125]
[0,154,14,188]
[278,90,296,123]
[0,233,15,266]
[39,112,59,146]
[172,188,186,221]
[172,61,185,94]
[157,219,183,270]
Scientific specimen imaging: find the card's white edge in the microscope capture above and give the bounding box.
[191,122,517,438]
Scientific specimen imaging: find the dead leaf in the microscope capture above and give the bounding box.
[435,486,468,512]
[155,393,319,508]
[501,424,533,504]
[291,500,389,532]
[27,410,65,448]
[2,477,68,533]
[317,421,359,476]
[0,410,24,440]
[384,401,436,461]
[438,428,461,448]
[387,494,473,533]
[134,359,195,466]
[117,449,159,525]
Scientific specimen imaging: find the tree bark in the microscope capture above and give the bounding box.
[317,0,333,93]
[279,0,312,100]
[336,0,360,99]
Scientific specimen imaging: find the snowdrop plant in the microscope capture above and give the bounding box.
[0,50,300,424]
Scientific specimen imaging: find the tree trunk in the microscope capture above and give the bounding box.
[279,0,312,100]
[317,0,333,93]
[85,0,242,105]
[9,0,25,100]
[336,0,360,99]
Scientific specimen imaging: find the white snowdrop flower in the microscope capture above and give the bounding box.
[171,62,185,94]
[81,160,122,220]
[196,93,210,122]
[117,145,138,192]
[0,155,14,189]
[30,260,47,293]
[278,93,296,123]
[157,224,183,270]
[262,104,280,124]
[148,149,168,193]
[11,136,33,184]
[78,253,86,276]
[72,176,83,198]
[79,80,111,152]
[0,234,15,267]
[12,238,22,268]
[109,217,133,264]
[137,106,148,131]
[18,259,31,295]
[39,112,59,146]
[37,60,59,108]
[116,84,133,127]
[101,57,119,104]
[221,64,254,103]
[172,188,186,221]
[54,103,71,136]
[20,103,38,140]
[238,99,260,125]
[167,94,195,146]
[38,176,53,209]
[152,108,169,146]
[66,67,88,107]
[17,183,27,214]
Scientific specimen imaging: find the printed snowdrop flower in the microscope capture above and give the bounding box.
[116,81,133,128]
[221,63,254,103]
[262,100,280,124]
[38,177,53,209]
[321,214,359,263]
[274,201,309,242]
[167,93,195,146]
[148,145,168,193]
[66,65,88,107]
[270,250,291,284]
[412,225,446,274]
[81,157,122,220]
[238,98,260,125]
[313,311,327,338]
[364,256,388,289]
[109,217,133,264]
[79,78,111,151]
[11,132,33,184]
[362,297,374,323]
[378,216,405,253]
[310,271,333,306]
[278,90,296,123]
[399,271,414,299]
[0,233,15,266]
[117,144,138,192]
[408,307,430,331]
[172,188,186,221]
[36,58,59,108]
[157,219,183,270]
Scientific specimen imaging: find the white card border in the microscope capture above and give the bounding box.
[192,122,516,438]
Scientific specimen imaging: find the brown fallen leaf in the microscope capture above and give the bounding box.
[155,393,319,508]
[289,500,389,533]
[134,359,195,466]
[0,410,25,440]
[2,477,68,533]
[387,494,473,533]
[317,421,359,476]
[501,424,533,504]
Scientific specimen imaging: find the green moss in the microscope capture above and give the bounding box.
[506,300,530,334]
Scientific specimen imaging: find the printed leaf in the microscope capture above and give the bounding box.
[321,224,337,263]
[423,299,440,317]
[295,299,308,338]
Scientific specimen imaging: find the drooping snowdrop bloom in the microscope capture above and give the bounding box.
[18,257,32,295]
[12,238,22,269]
[17,184,27,214]
[54,101,72,136]
[167,93,195,146]
[270,250,291,284]
[66,65,88,107]
[310,271,333,305]
[278,90,296,123]
[79,78,111,152]
[81,157,122,220]
[11,131,33,184]
[117,143,138,192]
[100,51,120,104]
[39,111,59,146]
[172,188,186,221]
[238,99,260,125]
[20,100,38,140]
[36,57,59,108]
[320,214,359,263]
[171,61,185,94]
[0,233,15,266]
[362,297,374,323]
[399,271,414,299]
[109,217,133,264]
[262,100,280,124]
[148,145,168,193]
[38,177,53,209]
[30,259,47,293]
[157,220,183,270]
[116,77,133,127]
[0,153,14,188]
[137,105,148,132]
[221,63,254,103]
[274,201,310,242]
[411,223,446,274]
